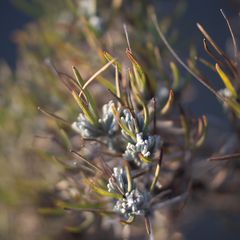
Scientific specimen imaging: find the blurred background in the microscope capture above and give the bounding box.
[0,0,239,239]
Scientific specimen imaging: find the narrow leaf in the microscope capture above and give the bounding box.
[195,115,208,147]
[160,90,174,115]
[38,107,70,126]
[103,51,122,71]
[144,216,151,235]
[120,215,135,224]
[92,186,123,199]
[150,148,163,192]
[80,59,116,97]
[215,63,237,98]
[72,91,96,125]
[124,161,132,193]
[96,76,116,93]
[136,94,149,130]
[139,153,152,164]
[170,62,180,89]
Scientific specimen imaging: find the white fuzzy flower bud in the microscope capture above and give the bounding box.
[114,189,149,219]
[123,132,162,166]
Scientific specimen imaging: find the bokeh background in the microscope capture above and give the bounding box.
[0,0,239,239]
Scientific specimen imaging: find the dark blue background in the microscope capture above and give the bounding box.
[0,0,31,68]
[0,0,238,68]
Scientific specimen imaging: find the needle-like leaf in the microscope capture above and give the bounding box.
[215,63,237,98]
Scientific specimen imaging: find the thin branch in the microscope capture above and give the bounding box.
[152,14,224,102]
[70,150,103,173]
[195,56,215,71]
[123,24,132,52]
[197,22,238,77]
[203,38,225,68]
[153,97,157,134]
[153,192,188,210]
[208,152,240,161]
[220,9,238,60]
[38,107,70,126]
[79,59,116,97]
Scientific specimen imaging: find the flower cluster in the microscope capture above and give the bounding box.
[107,167,150,219]
[58,47,204,235]
[72,98,162,166]
[72,100,118,138]
[107,167,129,194]
[99,101,118,136]
[120,108,144,140]
[72,113,102,138]
[114,189,149,219]
[123,133,162,166]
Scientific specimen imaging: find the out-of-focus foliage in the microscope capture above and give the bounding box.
[153,7,240,213]
[0,1,239,239]
[194,12,240,121]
